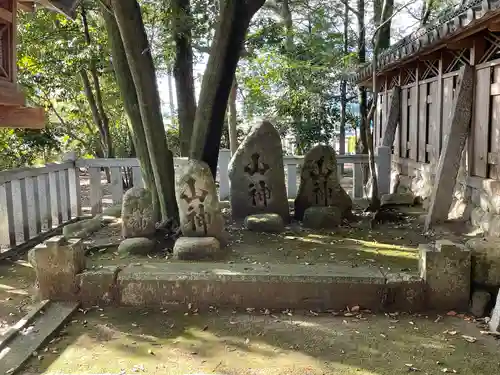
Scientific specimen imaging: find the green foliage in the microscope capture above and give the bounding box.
[238,1,359,154]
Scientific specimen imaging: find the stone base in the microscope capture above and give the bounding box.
[302,206,342,229]
[419,240,471,311]
[173,237,223,260]
[28,236,85,300]
[244,213,284,233]
[75,262,425,312]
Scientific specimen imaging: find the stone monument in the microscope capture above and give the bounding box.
[121,187,156,238]
[294,144,352,221]
[174,160,227,260]
[228,120,289,222]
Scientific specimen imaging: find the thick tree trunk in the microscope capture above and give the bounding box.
[172,0,197,157]
[189,0,265,177]
[100,3,158,208]
[339,1,348,173]
[373,0,393,51]
[228,77,238,155]
[111,0,178,223]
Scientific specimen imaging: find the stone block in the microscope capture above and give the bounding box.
[419,240,471,311]
[465,237,500,286]
[173,237,223,260]
[118,237,156,255]
[77,266,122,307]
[470,290,491,317]
[470,206,486,229]
[62,218,102,239]
[28,235,85,300]
[383,272,425,312]
[489,289,500,333]
[244,213,284,233]
[380,192,416,206]
[488,215,500,237]
[302,206,342,229]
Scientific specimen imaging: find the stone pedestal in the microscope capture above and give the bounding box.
[419,240,471,311]
[28,235,85,300]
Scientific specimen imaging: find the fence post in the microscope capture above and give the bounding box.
[63,152,82,218]
[376,146,391,195]
[353,163,363,198]
[286,163,297,198]
[218,149,231,201]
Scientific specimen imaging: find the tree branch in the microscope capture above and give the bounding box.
[336,0,359,17]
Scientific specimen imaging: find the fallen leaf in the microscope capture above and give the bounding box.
[246,308,255,313]
[380,333,387,338]
[446,311,457,317]
[461,335,477,343]
[351,305,360,312]
[244,338,250,344]
[309,310,319,316]
[344,312,355,317]
[444,330,458,336]
[148,349,155,355]
[203,325,208,331]
[434,315,443,323]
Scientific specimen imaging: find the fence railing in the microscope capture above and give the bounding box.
[0,147,391,251]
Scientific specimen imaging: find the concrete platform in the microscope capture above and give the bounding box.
[77,262,425,312]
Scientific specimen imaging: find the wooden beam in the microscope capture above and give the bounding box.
[0,8,12,22]
[0,105,45,129]
[424,64,474,230]
[17,2,35,12]
[446,37,475,50]
[488,20,500,32]
[0,84,26,106]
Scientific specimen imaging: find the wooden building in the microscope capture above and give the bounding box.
[0,0,79,129]
[356,0,500,231]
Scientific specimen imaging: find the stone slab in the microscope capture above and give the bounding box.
[115,263,386,311]
[77,266,122,307]
[0,301,79,375]
[383,272,426,312]
[419,241,471,311]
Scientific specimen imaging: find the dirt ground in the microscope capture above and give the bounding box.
[18,307,500,375]
[87,202,475,276]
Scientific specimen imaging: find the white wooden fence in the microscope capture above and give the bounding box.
[0,147,391,251]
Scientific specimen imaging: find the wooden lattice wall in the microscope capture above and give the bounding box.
[374,31,500,180]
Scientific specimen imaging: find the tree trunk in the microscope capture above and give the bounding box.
[339,1,348,174]
[356,0,369,185]
[189,0,265,177]
[81,5,114,159]
[228,77,238,155]
[167,64,176,121]
[172,0,197,157]
[111,0,178,223]
[100,2,158,209]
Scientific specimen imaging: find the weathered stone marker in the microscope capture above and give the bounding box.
[425,64,474,230]
[419,240,471,310]
[173,237,221,260]
[176,160,225,240]
[294,144,352,221]
[28,235,85,300]
[121,187,156,238]
[302,206,342,229]
[228,120,289,222]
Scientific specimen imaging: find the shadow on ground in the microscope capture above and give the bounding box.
[19,307,500,375]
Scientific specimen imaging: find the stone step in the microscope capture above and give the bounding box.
[0,301,79,375]
[78,262,424,312]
